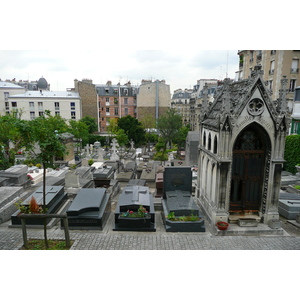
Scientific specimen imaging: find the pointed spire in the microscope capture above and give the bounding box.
[202,82,209,113]
[222,78,231,114]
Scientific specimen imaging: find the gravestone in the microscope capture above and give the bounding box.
[127,179,146,186]
[110,138,120,161]
[161,167,205,232]
[63,188,110,230]
[114,185,155,231]
[155,173,163,198]
[11,186,68,226]
[0,164,30,187]
[278,199,300,219]
[93,165,114,187]
[116,161,136,184]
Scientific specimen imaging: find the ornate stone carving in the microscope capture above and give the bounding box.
[247,98,264,116]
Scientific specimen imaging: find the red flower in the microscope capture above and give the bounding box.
[129,211,133,214]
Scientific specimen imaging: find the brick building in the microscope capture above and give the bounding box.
[96,81,138,132]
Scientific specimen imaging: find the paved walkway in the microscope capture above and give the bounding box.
[1,211,300,250]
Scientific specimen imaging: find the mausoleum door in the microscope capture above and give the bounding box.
[230,129,266,212]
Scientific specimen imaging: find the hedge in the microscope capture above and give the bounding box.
[284,135,300,174]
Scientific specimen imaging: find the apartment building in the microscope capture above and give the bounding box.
[171,88,192,126]
[236,50,300,111]
[136,79,171,121]
[0,81,25,115]
[8,90,81,121]
[96,81,138,132]
[189,79,218,131]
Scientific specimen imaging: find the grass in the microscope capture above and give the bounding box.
[20,239,74,250]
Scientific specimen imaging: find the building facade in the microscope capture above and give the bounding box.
[0,81,25,115]
[96,81,138,132]
[236,50,300,112]
[196,66,290,229]
[189,79,218,131]
[136,79,171,121]
[8,90,81,121]
[171,88,192,126]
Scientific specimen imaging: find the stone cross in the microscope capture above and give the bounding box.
[110,138,119,161]
[125,186,147,203]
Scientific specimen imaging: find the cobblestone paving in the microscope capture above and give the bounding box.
[1,212,300,250]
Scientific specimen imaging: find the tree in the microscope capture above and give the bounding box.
[68,119,89,151]
[117,115,145,146]
[156,108,182,149]
[0,114,32,167]
[172,125,190,154]
[81,116,98,134]
[28,111,67,248]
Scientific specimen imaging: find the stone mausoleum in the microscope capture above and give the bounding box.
[196,66,290,226]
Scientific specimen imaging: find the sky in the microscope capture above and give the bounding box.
[0,49,239,93]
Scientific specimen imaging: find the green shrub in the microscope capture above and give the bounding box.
[284,135,300,174]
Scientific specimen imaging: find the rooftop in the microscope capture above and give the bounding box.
[8,90,80,99]
[0,81,24,89]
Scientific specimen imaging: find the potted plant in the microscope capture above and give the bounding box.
[216,221,229,230]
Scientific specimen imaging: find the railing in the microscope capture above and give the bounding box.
[18,213,71,249]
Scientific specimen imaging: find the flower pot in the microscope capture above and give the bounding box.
[216,221,229,231]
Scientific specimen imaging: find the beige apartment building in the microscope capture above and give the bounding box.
[137,79,171,121]
[236,50,300,112]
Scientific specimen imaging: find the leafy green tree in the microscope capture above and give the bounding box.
[81,116,98,134]
[284,135,300,174]
[172,125,190,154]
[0,114,32,167]
[106,118,119,136]
[117,115,145,146]
[28,111,67,248]
[156,108,182,149]
[68,119,89,148]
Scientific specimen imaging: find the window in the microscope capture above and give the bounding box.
[106,98,110,104]
[106,107,110,115]
[30,112,35,120]
[124,89,128,96]
[213,136,218,154]
[105,88,109,95]
[38,102,43,110]
[290,79,297,92]
[39,111,44,117]
[11,102,17,107]
[124,98,128,105]
[114,107,118,115]
[208,133,211,151]
[269,80,273,91]
[70,102,75,110]
[5,102,9,110]
[269,60,275,74]
[29,102,34,108]
[4,92,9,100]
[124,107,128,115]
[55,102,60,110]
[291,59,299,73]
[71,111,76,119]
[55,111,60,116]
[113,89,118,95]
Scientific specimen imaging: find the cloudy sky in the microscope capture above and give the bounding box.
[0,49,239,93]
[1,2,294,95]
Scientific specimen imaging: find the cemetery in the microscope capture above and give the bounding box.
[1,93,300,248]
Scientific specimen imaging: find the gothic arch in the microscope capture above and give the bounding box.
[230,123,271,212]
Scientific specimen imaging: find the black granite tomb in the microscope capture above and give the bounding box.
[161,167,205,232]
[114,185,155,231]
[64,188,110,230]
[11,186,68,225]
